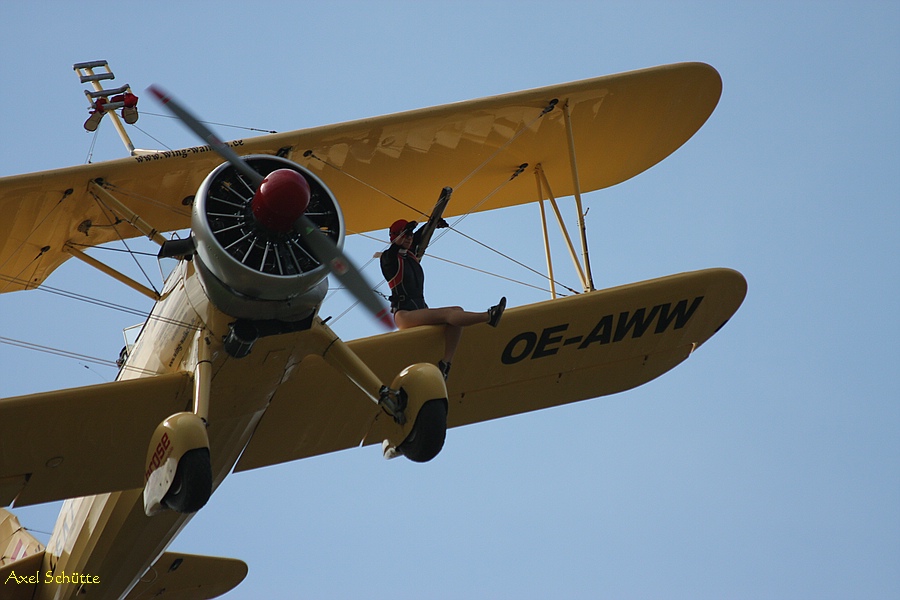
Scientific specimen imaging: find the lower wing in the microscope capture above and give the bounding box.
[236,268,746,471]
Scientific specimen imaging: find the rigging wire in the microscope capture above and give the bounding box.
[0,272,195,377]
[66,243,158,257]
[88,190,160,296]
[0,273,194,330]
[129,122,174,151]
[303,151,430,219]
[0,335,117,369]
[437,221,580,296]
[0,247,47,295]
[452,99,557,192]
[306,101,580,323]
[427,253,569,295]
[349,229,569,295]
[332,161,579,304]
[139,110,278,134]
[84,127,100,164]
[99,182,192,219]
[0,335,165,378]
[5,97,579,361]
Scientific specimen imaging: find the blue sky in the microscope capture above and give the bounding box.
[1,2,898,598]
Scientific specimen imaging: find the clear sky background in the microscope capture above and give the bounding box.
[1,2,898,599]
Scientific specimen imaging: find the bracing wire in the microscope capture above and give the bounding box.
[6,98,575,357]
[0,273,194,330]
[99,182,192,219]
[0,335,167,377]
[436,222,580,296]
[307,99,577,323]
[303,151,430,219]
[129,122,174,151]
[0,272,196,378]
[139,110,277,134]
[66,243,158,258]
[0,335,118,369]
[452,99,556,192]
[87,191,161,296]
[84,127,100,164]
[2,110,268,372]
[426,253,570,295]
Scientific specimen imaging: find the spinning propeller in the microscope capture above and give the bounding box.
[149,86,393,330]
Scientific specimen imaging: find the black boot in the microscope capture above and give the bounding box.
[487,297,506,327]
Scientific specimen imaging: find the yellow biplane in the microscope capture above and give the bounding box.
[0,61,745,599]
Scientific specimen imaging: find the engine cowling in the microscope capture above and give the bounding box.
[190,155,343,321]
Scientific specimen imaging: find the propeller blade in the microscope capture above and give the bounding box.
[149,85,394,330]
[297,216,394,330]
[147,85,264,187]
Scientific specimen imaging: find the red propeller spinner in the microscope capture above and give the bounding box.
[251,169,311,233]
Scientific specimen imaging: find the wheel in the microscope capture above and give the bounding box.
[162,448,212,513]
[398,400,447,463]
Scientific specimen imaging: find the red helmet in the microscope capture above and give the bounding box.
[389,219,417,242]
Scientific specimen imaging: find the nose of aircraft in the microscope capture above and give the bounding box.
[251,169,311,233]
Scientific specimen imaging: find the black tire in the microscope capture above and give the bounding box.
[162,448,212,514]
[398,400,447,463]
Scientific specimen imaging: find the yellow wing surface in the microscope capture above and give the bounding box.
[0,373,193,507]
[121,552,248,600]
[0,62,720,293]
[0,550,246,600]
[0,269,744,508]
[235,268,746,471]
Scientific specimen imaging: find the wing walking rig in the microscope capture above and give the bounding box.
[75,61,141,149]
[0,61,746,599]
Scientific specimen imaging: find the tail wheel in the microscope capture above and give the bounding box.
[162,448,212,514]
[398,400,448,463]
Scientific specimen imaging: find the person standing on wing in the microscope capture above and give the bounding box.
[381,219,506,380]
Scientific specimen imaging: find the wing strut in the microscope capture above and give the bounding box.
[89,180,169,246]
[63,243,160,301]
[533,163,591,294]
[54,180,170,301]
[562,100,595,292]
[533,169,557,299]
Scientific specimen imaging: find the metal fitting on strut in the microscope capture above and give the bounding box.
[378,385,407,425]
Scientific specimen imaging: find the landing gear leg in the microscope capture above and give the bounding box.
[310,321,448,461]
[143,332,214,516]
[311,321,407,423]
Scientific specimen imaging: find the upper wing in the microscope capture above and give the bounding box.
[0,372,193,507]
[256,61,721,234]
[0,62,720,293]
[235,268,746,472]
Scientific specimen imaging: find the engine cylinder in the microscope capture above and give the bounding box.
[190,155,344,321]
